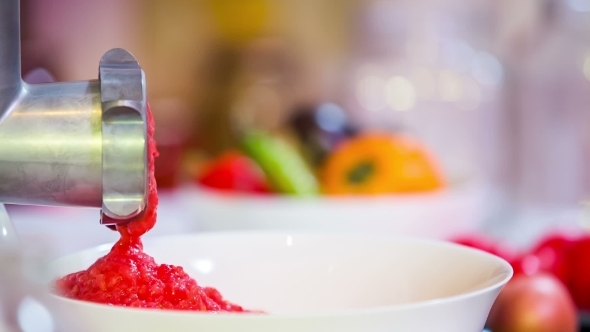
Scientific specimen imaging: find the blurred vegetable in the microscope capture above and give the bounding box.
[241,131,319,196]
[487,274,578,332]
[320,133,445,195]
[197,151,270,194]
[289,103,358,166]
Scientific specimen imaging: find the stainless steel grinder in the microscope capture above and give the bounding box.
[0,0,149,227]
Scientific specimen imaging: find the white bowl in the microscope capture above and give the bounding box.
[47,232,511,332]
[179,182,485,239]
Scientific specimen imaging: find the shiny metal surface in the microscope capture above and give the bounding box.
[0,81,103,207]
[0,0,148,224]
[0,205,18,246]
[100,49,147,222]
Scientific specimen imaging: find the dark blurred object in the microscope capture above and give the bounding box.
[488,313,590,332]
[192,0,279,154]
[155,142,185,190]
[289,102,358,166]
[196,38,304,155]
[581,312,590,331]
[195,46,242,154]
[152,99,192,190]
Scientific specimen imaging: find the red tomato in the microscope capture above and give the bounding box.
[527,233,578,282]
[197,151,270,194]
[565,236,590,310]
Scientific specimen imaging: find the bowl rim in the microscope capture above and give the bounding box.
[50,231,513,319]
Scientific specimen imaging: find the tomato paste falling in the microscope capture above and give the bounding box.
[55,105,245,312]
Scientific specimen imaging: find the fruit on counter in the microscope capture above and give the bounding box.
[453,232,590,313]
[320,133,445,195]
[525,233,577,281]
[289,103,358,166]
[565,237,590,310]
[241,130,319,196]
[197,151,270,194]
[511,234,590,310]
[487,274,578,332]
[194,124,444,196]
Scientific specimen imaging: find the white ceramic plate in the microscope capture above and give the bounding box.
[179,182,485,239]
[47,232,511,332]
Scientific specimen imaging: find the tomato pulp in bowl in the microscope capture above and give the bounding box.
[47,232,512,332]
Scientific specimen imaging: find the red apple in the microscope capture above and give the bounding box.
[487,273,578,332]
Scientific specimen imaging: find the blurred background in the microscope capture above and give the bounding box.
[14,0,590,247]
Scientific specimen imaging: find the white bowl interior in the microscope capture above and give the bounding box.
[51,233,511,314]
